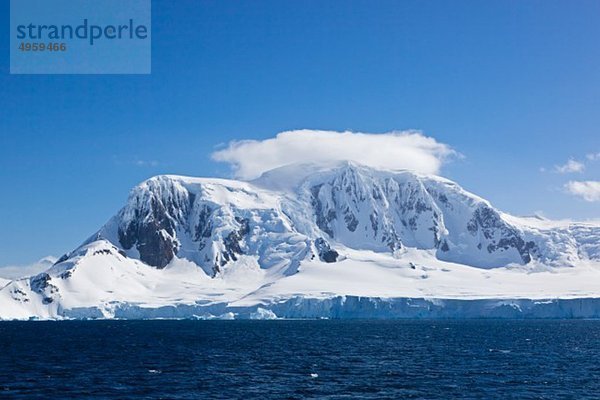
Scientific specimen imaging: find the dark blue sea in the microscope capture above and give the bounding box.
[0,320,599,399]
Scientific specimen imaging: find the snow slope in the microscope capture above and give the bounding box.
[1,162,599,320]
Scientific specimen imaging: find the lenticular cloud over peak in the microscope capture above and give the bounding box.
[212,129,456,180]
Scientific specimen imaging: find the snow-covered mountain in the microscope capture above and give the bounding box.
[2,162,599,320]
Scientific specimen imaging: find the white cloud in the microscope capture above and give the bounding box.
[212,129,456,180]
[554,159,585,174]
[134,160,160,167]
[587,152,600,161]
[112,155,161,168]
[565,181,600,202]
[0,256,57,280]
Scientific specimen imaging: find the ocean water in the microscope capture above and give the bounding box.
[0,320,599,399]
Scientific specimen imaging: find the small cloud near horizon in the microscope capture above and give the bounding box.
[565,181,600,202]
[586,152,600,161]
[0,256,57,280]
[112,155,161,168]
[554,159,585,174]
[211,129,457,180]
[134,160,160,167]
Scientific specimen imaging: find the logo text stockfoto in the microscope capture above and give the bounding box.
[10,0,151,74]
[16,19,149,46]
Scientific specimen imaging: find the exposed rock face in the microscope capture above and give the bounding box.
[118,215,178,269]
[310,184,336,238]
[30,273,51,293]
[30,273,57,304]
[214,217,250,275]
[98,175,310,276]
[314,238,339,263]
[116,176,191,268]
[466,206,537,264]
[299,163,535,268]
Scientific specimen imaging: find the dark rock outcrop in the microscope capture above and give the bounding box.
[467,206,536,263]
[315,238,339,263]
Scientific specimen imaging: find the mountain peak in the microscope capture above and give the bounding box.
[76,162,599,273]
[79,162,592,273]
[1,162,599,320]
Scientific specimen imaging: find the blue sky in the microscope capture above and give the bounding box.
[0,0,599,265]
